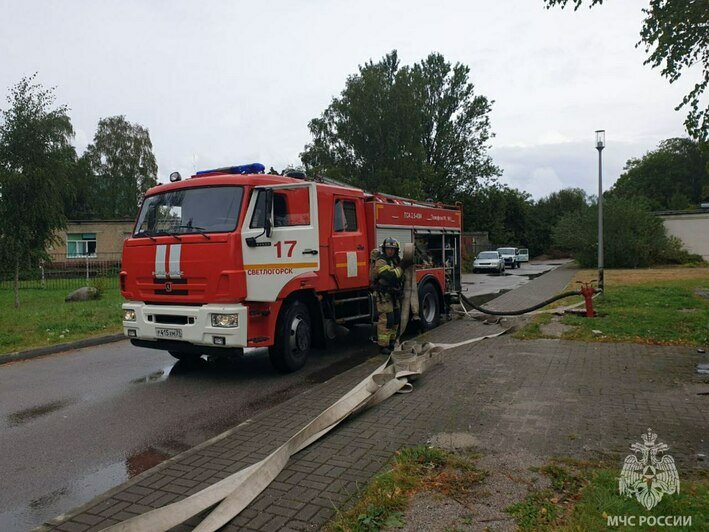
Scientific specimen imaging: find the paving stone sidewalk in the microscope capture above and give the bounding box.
[41,266,708,531]
[482,261,577,312]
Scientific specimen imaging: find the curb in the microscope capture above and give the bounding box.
[0,333,126,366]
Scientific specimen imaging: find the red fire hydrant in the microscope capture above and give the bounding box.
[578,281,598,317]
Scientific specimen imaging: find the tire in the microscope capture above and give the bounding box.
[472,268,478,274]
[418,282,441,332]
[168,351,202,363]
[269,300,312,373]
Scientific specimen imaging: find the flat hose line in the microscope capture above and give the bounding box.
[459,290,584,316]
[99,246,581,531]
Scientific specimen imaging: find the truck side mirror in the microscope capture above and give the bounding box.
[264,188,274,238]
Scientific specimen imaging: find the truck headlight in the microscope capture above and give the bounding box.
[123,309,136,321]
[211,313,238,327]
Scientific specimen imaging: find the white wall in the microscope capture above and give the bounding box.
[660,213,709,260]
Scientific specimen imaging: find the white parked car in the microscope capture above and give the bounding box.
[518,248,529,263]
[496,247,519,269]
[473,251,505,274]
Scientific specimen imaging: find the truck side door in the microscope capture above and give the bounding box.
[330,196,368,290]
[241,182,320,302]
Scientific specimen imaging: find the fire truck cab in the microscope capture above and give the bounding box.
[121,164,462,372]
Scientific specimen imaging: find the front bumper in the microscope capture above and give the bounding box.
[474,263,501,270]
[122,301,248,348]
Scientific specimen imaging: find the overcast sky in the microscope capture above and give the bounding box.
[1,0,699,199]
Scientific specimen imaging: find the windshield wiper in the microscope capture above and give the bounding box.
[152,230,182,242]
[134,230,157,242]
[173,225,211,240]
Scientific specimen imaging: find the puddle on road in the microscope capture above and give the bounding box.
[6,399,74,427]
[126,446,173,477]
[697,363,709,375]
[0,460,127,532]
[305,350,373,384]
[130,366,173,384]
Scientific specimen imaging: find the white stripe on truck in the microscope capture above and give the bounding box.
[155,245,167,279]
[168,244,182,279]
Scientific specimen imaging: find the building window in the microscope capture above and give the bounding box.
[334,200,358,232]
[67,233,97,258]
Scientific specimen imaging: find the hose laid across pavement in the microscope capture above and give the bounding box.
[99,255,584,531]
[459,290,584,316]
[100,329,507,532]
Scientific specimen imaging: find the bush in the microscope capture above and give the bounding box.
[552,198,697,268]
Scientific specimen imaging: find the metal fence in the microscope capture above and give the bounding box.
[0,253,122,290]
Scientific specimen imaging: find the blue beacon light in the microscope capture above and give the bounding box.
[195,163,265,176]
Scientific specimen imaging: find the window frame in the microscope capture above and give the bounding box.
[333,199,359,233]
[249,188,312,229]
[67,233,97,259]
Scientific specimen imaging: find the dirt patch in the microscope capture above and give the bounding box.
[570,267,709,286]
[539,318,576,337]
[694,288,709,299]
[429,432,480,451]
[397,449,547,532]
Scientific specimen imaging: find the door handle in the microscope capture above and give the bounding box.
[356,244,365,250]
[302,249,318,255]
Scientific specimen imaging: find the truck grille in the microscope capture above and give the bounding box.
[153,314,191,325]
[153,278,188,296]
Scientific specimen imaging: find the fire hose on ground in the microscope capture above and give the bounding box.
[99,248,598,531]
[459,287,597,317]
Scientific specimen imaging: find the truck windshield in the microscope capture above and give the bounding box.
[497,248,515,254]
[134,186,244,237]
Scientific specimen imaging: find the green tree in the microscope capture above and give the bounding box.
[609,137,708,210]
[544,0,709,140]
[63,155,99,220]
[552,197,693,267]
[462,185,532,246]
[527,188,589,256]
[301,51,499,201]
[0,75,76,307]
[84,115,158,218]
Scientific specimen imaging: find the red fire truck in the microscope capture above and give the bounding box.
[121,164,462,372]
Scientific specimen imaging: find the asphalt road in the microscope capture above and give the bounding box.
[0,261,564,531]
[0,332,376,531]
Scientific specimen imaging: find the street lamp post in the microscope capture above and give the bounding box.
[595,130,605,292]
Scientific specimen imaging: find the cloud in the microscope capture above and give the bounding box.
[0,0,696,194]
[492,139,653,199]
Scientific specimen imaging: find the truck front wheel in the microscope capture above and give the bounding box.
[269,300,312,373]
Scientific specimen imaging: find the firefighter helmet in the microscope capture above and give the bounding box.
[381,237,400,255]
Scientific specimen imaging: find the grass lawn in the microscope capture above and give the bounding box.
[328,446,484,531]
[0,285,123,356]
[514,266,709,347]
[508,459,708,531]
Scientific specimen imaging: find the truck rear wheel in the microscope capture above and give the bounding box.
[269,300,312,373]
[418,282,440,331]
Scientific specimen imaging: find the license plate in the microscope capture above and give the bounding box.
[156,327,182,339]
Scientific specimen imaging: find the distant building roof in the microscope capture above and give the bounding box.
[67,219,135,224]
[655,208,709,217]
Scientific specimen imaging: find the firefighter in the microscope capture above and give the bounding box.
[372,237,404,354]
